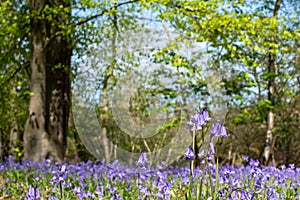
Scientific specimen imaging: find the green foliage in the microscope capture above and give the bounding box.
[0,0,30,158]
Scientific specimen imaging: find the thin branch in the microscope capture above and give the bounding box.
[0,31,29,64]
[161,20,171,40]
[74,0,140,26]
[273,0,281,16]
[169,2,201,13]
[123,14,161,22]
[0,63,28,90]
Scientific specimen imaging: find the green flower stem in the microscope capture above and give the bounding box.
[206,158,214,200]
[191,127,196,176]
[215,159,219,199]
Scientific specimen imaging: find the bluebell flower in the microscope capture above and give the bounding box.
[210,122,228,138]
[84,191,93,199]
[198,113,206,127]
[95,185,104,197]
[249,159,260,167]
[254,178,262,189]
[267,186,277,199]
[182,176,190,185]
[73,186,84,199]
[155,178,171,199]
[241,190,251,200]
[184,146,195,161]
[50,163,68,185]
[218,188,227,198]
[202,108,211,122]
[139,184,150,196]
[187,115,197,131]
[288,164,295,169]
[108,185,116,194]
[113,193,123,200]
[198,150,205,159]
[25,185,41,200]
[209,142,216,156]
[126,183,132,192]
[187,111,205,131]
[160,182,171,198]
[242,155,249,162]
[136,149,148,168]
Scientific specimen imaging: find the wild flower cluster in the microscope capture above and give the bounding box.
[0,156,300,199]
[184,108,228,162]
[0,109,299,199]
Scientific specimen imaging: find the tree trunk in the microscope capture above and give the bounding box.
[0,130,3,162]
[98,13,119,163]
[9,120,19,158]
[9,86,20,159]
[263,0,281,166]
[24,0,71,162]
[100,89,111,163]
[65,91,79,162]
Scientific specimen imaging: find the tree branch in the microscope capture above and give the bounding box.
[123,14,161,22]
[0,31,29,64]
[0,62,29,90]
[74,0,140,26]
[273,0,281,16]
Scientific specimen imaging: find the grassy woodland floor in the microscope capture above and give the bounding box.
[1,110,299,199]
[0,156,299,200]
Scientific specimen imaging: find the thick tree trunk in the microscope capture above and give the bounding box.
[46,5,71,161]
[263,0,281,166]
[23,0,48,161]
[24,0,71,162]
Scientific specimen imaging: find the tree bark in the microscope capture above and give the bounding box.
[0,130,3,162]
[9,120,19,158]
[9,86,20,159]
[263,0,281,166]
[24,0,71,162]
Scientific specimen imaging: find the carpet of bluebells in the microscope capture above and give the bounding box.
[0,156,300,199]
[1,110,300,199]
